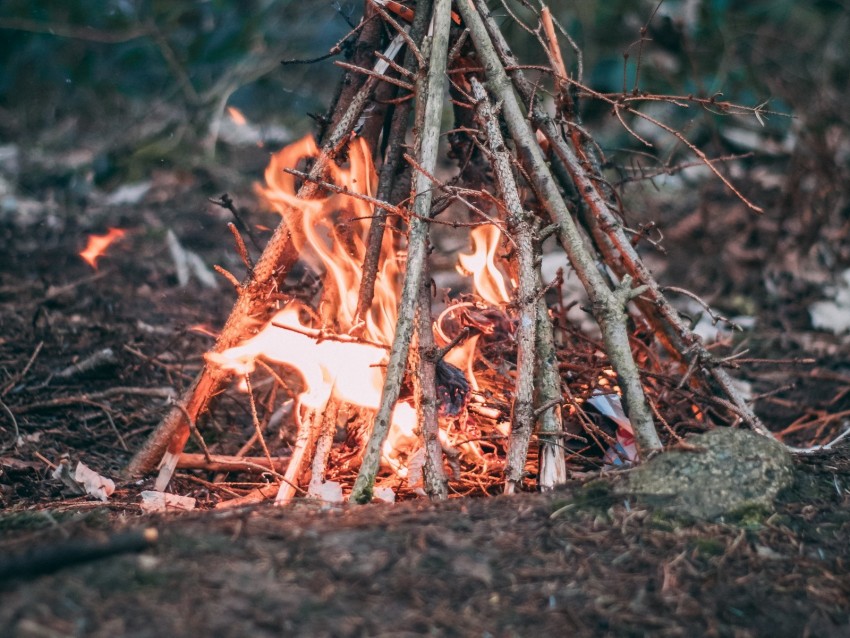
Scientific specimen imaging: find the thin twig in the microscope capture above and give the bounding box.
[14,387,176,413]
[786,425,850,455]
[334,60,416,91]
[227,223,255,274]
[244,373,276,474]
[662,285,740,330]
[2,341,43,397]
[209,193,262,252]
[169,397,211,462]
[177,453,288,474]
[282,168,407,218]
[0,397,20,448]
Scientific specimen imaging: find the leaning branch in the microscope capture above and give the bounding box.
[470,77,539,493]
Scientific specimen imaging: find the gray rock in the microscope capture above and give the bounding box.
[617,428,795,520]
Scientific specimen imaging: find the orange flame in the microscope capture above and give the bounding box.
[457,225,511,306]
[440,226,514,392]
[211,136,414,475]
[258,135,402,343]
[79,228,126,269]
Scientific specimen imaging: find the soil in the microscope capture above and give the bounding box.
[0,454,848,637]
[0,151,848,637]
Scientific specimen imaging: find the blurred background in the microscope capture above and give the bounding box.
[1,0,848,333]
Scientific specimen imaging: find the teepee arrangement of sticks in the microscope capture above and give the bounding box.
[128,0,770,504]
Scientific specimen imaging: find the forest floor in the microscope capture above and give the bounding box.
[1,138,850,637]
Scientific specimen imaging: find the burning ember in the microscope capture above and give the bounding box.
[79,228,126,269]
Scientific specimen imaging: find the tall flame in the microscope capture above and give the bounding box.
[442,225,513,391]
[258,135,402,343]
[211,136,416,477]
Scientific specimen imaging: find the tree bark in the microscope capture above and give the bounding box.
[469,76,538,493]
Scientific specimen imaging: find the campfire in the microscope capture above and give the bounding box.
[128,0,774,505]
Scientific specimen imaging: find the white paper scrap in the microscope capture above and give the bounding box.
[373,486,396,504]
[308,480,344,503]
[73,461,116,502]
[140,490,196,513]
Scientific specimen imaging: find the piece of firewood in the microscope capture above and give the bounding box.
[176,453,288,474]
[469,76,538,494]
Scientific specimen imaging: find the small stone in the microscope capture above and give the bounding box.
[616,428,795,520]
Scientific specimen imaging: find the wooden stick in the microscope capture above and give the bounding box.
[456,0,662,456]
[415,257,448,500]
[308,400,340,497]
[177,453,288,473]
[469,76,538,494]
[540,7,568,81]
[214,482,279,509]
[350,0,454,503]
[357,0,434,322]
[275,406,321,504]
[535,295,568,490]
[320,8,383,143]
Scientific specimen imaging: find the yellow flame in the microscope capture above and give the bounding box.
[208,308,416,471]
[457,225,511,306]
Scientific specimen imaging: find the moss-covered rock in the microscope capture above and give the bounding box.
[617,428,795,521]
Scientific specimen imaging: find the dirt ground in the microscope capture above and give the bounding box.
[1,452,849,637]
